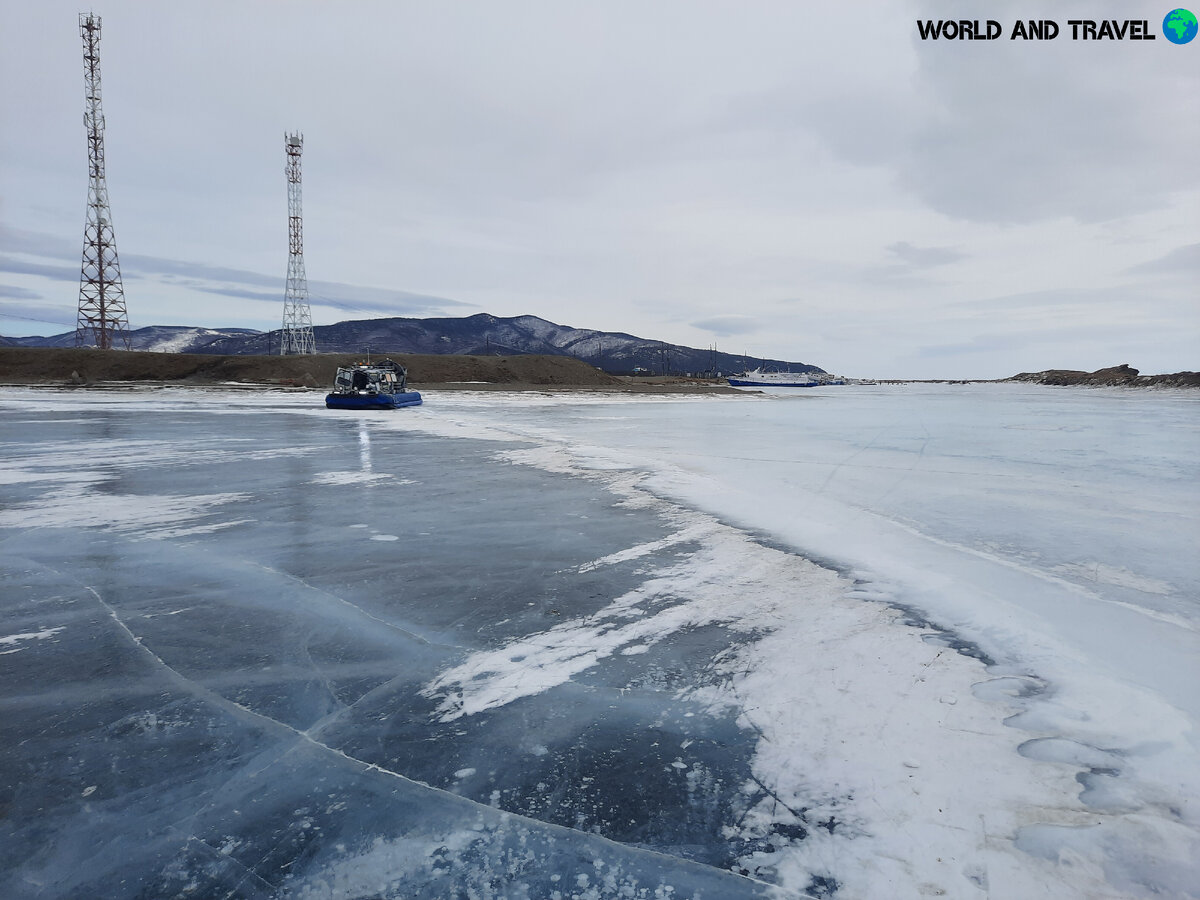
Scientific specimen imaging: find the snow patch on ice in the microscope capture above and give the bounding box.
[140,607,194,619]
[421,518,784,722]
[148,518,255,540]
[574,525,709,573]
[416,479,1092,895]
[310,472,415,486]
[0,626,65,654]
[0,484,249,536]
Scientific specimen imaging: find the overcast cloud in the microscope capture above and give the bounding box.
[1,0,1195,378]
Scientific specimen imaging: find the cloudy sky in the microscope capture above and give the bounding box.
[1,1,1196,378]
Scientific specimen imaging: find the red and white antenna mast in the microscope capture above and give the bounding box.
[280,133,316,354]
[76,13,131,351]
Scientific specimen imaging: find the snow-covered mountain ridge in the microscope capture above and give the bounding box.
[5,314,822,376]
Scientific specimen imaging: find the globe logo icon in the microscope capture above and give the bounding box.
[1163,8,1198,43]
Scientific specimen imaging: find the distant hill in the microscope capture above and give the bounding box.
[4,314,822,376]
[1009,364,1200,388]
[0,326,261,353]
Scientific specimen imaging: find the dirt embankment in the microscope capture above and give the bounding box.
[1008,364,1200,388]
[0,347,739,393]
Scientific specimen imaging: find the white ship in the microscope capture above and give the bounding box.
[726,368,821,387]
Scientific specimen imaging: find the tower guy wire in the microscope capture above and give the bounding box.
[76,13,131,351]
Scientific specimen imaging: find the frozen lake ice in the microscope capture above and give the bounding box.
[0,383,1196,898]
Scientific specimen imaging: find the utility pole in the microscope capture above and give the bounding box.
[279,133,316,354]
[75,13,130,350]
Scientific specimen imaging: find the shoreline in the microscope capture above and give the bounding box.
[0,346,744,394]
[5,378,1198,395]
[0,379,749,396]
[3,347,1193,391]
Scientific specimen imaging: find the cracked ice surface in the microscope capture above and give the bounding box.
[0,385,1197,899]
[0,392,782,899]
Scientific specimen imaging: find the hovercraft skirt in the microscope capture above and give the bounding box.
[325,391,423,410]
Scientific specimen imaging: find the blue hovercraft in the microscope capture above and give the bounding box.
[325,360,423,410]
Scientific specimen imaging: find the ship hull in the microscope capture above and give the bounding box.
[727,377,819,387]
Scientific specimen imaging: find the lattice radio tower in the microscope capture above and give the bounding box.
[76,13,130,350]
[280,133,316,354]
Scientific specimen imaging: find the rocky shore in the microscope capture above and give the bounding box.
[1008,363,1200,388]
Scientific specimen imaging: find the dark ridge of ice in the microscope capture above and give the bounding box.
[886,602,998,666]
[803,874,841,898]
